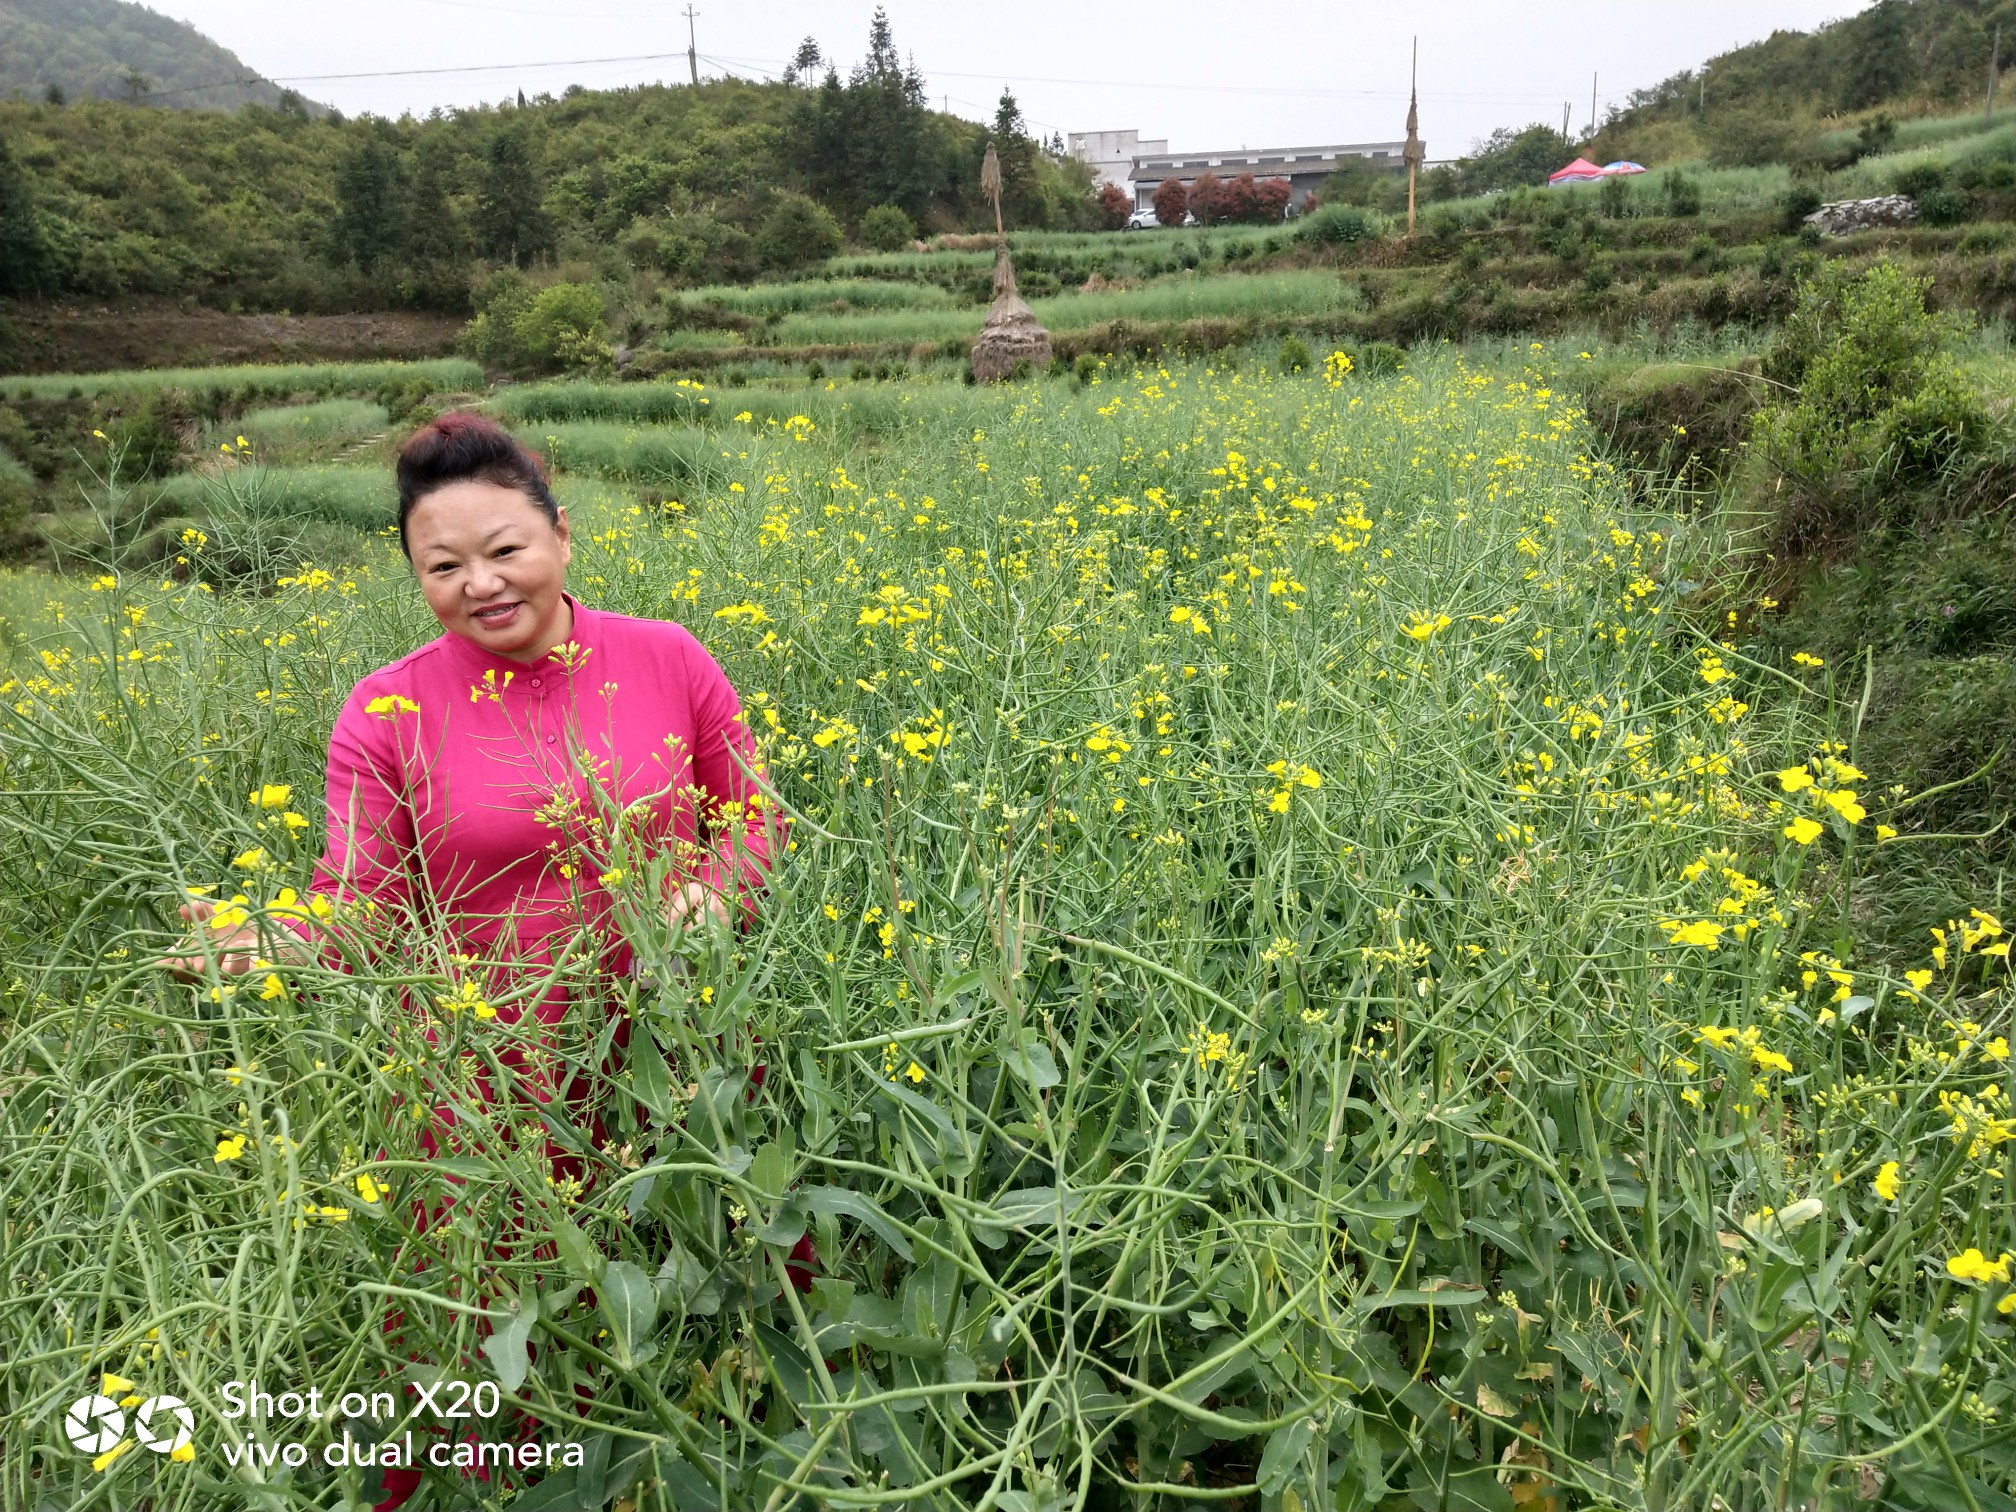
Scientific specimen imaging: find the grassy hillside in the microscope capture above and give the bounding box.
[0,11,1098,318]
[1595,0,2016,169]
[0,0,299,111]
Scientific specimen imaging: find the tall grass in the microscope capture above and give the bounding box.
[682,280,958,316]
[495,380,948,438]
[233,399,390,451]
[770,269,1360,347]
[0,442,33,490]
[2,352,2010,1511]
[0,358,481,405]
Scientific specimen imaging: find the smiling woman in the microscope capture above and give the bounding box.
[160,410,796,1509]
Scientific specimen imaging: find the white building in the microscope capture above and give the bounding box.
[1067,129,1170,195]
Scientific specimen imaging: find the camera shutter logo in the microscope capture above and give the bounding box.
[63,1396,126,1455]
[65,1393,195,1459]
[133,1396,195,1454]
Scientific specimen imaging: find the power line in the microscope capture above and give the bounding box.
[702,50,1639,107]
[141,49,696,102]
[141,43,1640,114]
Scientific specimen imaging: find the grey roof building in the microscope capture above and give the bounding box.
[1128,140,1418,210]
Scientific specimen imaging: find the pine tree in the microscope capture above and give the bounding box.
[0,132,49,296]
[331,133,408,272]
[861,8,901,80]
[476,127,553,267]
[991,90,1043,226]
[784,38,823,86]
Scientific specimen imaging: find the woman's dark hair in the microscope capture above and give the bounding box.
[394,412,559,556]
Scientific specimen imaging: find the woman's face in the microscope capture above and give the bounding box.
[405,480,573,664]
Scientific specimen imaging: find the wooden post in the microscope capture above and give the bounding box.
[1990,25,2003,126]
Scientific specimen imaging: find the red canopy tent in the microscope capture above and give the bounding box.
[1547,157,1608,186]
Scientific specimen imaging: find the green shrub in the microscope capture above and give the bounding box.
[1892,162,1950,199]
[1665,171,1703,217]
[1358,340,1405,376]
[1780,185,1823,231]
[859,204,914,252]
[1754,259,1988,543]
[1958,223,2015,253]
[1277,335,1311,373]
[460,275,612,376]
[1916,185,1974,227]
[1294,204,1377,246]
[458,269,537,372]
[517,283,613,373]
[758,194,843,270]
[106,390,190,481]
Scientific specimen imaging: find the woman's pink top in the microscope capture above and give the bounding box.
[295,597,781,1036]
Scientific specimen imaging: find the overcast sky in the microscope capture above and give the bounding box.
[157,0,1866,156]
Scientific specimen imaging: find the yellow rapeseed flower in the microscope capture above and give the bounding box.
[1946,1248,2014,1285]
[356,1173,385,1203]
[1750,1044,1794,1075]
[1662,919,1725,949]
[249,784,292,809]
[1873,1161,1900,1202]
[1783,816,1824,846]
[214,1133,247,1163]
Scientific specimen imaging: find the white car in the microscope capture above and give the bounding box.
[1125,207,1159,230]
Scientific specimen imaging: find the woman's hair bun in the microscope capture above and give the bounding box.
[395,411,558,555]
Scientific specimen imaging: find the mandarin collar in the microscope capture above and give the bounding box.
[437,592,595,680]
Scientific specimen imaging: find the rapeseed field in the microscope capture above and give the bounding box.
[2,349,2009,1510]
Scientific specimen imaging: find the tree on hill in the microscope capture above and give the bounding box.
[0,0,305,112]
[0,63,1101,310]
[783,38,823,86]
[990,89,1046,227]
[331,130,408,273]
[0,133,51,296]
[476,127,552,267]
[1601,0,2014,156]
[793,8,941,218]
[1458,124,1574,194]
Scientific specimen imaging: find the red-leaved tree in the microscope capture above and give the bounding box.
[1095,181,1131,230]
[1187,171,1223,224]
[1220,172,1261,223]
[1152,177,1188,228]
[1255,177,1293,222]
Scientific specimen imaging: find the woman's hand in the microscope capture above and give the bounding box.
[667,881,731,933]
[159,897,303,980]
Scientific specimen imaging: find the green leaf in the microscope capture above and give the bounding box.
[750,1139,792,1200]
[1002,1026,1061,1090]
[480,1298,537,1394]
[802,1185,914,1260]
[626,1023,676,1121]
[599,1259,658,1363]
[551,1214,604,1285]
[1258,1415,1319,1495]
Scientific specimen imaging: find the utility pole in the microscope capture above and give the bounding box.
[684,4,699,85]
[1589,72,1598,138]
[1698,66,1706,115]
[1562,102,1571,141]
[1989,24,2003,125]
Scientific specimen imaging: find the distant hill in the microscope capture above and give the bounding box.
[1596,0,2015,166]
[0,0,302,112]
